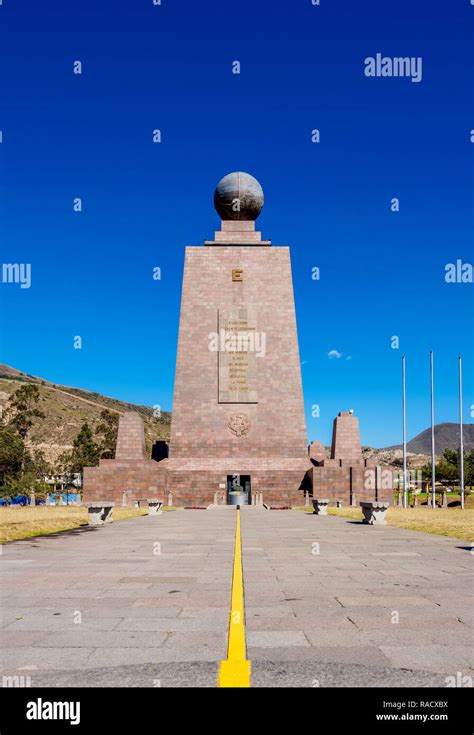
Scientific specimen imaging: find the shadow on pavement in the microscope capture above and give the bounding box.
[5,524,100,546]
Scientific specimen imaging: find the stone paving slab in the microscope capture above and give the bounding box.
[1,510,234,687]
[240,508,474,685]
[2,663,219,688]
[1,506,473,687]
[247,631,310,648]
[249,661,452,688]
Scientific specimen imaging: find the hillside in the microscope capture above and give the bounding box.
[0,364,171,465]
[362,447,429,469]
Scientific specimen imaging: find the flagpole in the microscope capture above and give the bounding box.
[430,351,436,509]
[459,356,465,510]
[402,356,407,508]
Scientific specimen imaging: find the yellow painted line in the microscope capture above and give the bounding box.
[218,509,251,687]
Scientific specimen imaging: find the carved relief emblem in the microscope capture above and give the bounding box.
[227,413,250,437]
[232,268,243,282]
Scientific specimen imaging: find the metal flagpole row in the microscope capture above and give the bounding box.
[430,351,435,509]
[459,356,465,510]
[402,356,407,509]
[401,353,465,510]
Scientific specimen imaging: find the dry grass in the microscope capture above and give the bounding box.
[0,506,148,544]
[326,506,474,541]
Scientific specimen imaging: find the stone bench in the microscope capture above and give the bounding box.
[360,501,389,526]
[147,499,163,515]
[85,502,115,526]
[133,498,148,509]
[312,498,330,515]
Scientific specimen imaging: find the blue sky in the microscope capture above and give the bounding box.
[0,0,472,447]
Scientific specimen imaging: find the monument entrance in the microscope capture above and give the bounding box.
[227,474,251,504]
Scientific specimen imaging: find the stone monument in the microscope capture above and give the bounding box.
[83,172,393,507]
[165,171,309,506]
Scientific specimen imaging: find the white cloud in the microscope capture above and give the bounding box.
[328,349,342,359]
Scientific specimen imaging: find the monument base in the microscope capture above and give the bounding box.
[83,456,393,508]
[82,412,393,508]
[164,457,309,507]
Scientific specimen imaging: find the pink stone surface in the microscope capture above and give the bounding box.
[169,245,308,463]
[330,411,362,462]
[309,440,326,463]
[115,413,146,460]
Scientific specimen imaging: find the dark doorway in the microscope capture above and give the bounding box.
[151,441,169,462]
[227,474,251,505]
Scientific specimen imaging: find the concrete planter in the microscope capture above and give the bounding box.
[360,501,389,526]
[147,499,163,515]
[85,502,115,526]
[312,498,330,515]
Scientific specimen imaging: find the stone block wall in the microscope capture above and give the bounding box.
[330,411,362,462]
[83,459,166,505]
[309,461,393,505]
[115,413,146,460]
[309,440,326,464]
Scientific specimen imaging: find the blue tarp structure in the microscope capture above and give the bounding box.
[0,496,46,506]
[0,494,80,506]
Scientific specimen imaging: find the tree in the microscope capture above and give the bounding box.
[1,473,49,502]
[7,384,45,441]
[95,410,119,459]
[442,448,458,466]
[421,447,474,488]
[24,448,51,481]
[464,449,474,487]
[0,426,25,485]
[436,458,457,483]
[420,463,432,482]
[69,422,100,474]
[53,449,74,479]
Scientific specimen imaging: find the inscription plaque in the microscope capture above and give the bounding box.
[218,307,258,403]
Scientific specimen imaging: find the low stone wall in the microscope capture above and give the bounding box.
[83,459,166,506]
[83,459,392,508]
[308,462,393,505]
[84,459,310,508]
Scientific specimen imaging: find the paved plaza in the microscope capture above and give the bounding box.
[1,508,472,687]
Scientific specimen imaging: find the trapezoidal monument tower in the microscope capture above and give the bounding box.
[165,171,309,506]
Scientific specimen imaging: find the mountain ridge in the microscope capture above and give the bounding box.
[383,422,473,454]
